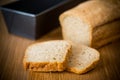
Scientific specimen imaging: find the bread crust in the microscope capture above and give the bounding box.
[24,62,64,72]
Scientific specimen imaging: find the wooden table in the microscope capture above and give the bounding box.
[0,1,120,80]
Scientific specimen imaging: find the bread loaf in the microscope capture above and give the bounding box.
[23,40,71,72]
[59,0,120,48]
[67,45,100,74]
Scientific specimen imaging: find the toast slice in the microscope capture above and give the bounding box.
[23,40,71,72]
[67,45,100,74]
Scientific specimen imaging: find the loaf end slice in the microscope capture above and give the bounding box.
[23,40,71,72]
[67,45,100,74]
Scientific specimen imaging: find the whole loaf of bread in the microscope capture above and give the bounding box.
[59,0,120,48]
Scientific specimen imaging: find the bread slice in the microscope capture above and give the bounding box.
[59,0,120,48]
[67,45,100,74]
[23,40,71,72]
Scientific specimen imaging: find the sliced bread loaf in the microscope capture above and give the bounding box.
[23,40,71,72]
[67,45,100,74]
[59,0,120,48]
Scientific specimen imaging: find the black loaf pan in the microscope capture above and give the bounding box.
[0,0,85,40]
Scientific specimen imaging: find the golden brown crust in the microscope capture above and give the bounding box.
[26,62,64,72]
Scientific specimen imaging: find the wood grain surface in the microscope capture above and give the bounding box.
[0,1,120,80]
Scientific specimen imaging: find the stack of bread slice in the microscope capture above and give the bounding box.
[23,0,120,74]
